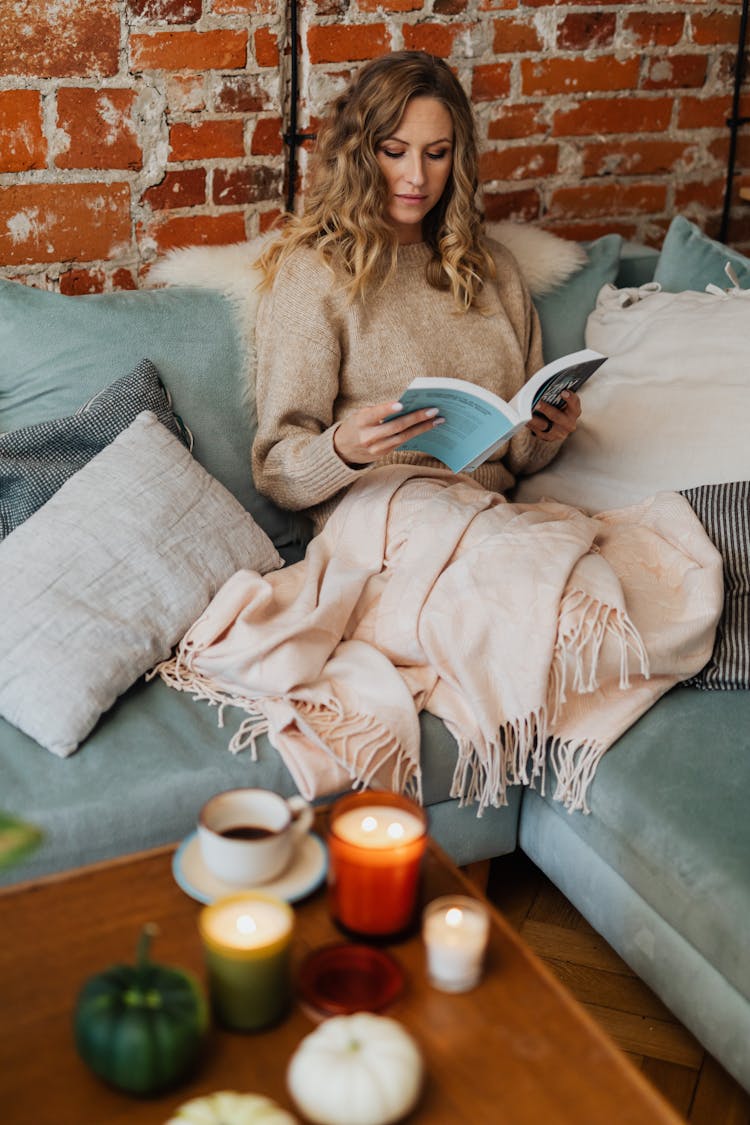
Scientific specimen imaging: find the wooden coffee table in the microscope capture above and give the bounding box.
[0,811,684,1125]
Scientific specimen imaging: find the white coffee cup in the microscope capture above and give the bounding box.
[198,788,313,886]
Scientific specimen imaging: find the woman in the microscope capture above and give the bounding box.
[156,53,719,818]
[252,50,580,531]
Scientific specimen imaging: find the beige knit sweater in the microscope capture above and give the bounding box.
[252,238,563,530]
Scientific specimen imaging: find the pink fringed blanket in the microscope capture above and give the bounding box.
[156,467,722,814]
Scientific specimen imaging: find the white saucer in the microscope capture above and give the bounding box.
[173,830,328,905]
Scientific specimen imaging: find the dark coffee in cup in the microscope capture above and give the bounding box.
[220,825,277,841]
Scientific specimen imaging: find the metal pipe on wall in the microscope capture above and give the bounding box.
[282,0,316,214]
[719,0,749,243]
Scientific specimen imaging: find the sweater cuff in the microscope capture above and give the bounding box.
[507,425,563,477]
[295,423,373,503]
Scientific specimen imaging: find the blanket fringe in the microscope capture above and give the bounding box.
[450,593,650,816]
[149,653,268,746]
[150,653,421,804]
[228,716,271,759]
[449,717,608,815]
[151,585,650,820]
[450,707,548,817]
[283,698,422,803]
[548,736,607,814]
[549,590,650,720]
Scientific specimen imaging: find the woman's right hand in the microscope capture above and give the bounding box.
[333,400,444,466]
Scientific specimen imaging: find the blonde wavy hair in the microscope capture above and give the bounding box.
[255,50,495,310]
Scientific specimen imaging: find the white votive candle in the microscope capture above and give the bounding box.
[422,895,490,993]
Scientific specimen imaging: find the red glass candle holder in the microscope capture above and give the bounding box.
[296,942,405,1021]
[327,792,428,938]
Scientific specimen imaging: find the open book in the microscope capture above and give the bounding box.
[391,348,606,474]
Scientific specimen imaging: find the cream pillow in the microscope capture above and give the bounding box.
[0,412,283,757]
[515,284,750,512]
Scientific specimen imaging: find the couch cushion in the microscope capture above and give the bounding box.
[0,357,189,539]
[614,241,658,289]
[532,234,623,363]
[0,277,290,546]
[653,214,750,293]
[520,686,750,1007]
[0,412,283,758]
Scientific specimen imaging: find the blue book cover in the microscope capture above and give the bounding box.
[391,349,606,474]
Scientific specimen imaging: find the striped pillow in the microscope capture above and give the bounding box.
[680,481,750,689]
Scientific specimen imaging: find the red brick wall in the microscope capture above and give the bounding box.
[0,0,748,290]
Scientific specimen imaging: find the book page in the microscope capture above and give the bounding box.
[392,381,522,474]
[510,349,606,420]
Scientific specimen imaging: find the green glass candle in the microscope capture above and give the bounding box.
[199,892,294,1031]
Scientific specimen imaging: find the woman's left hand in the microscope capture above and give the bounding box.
[527,390,581,442]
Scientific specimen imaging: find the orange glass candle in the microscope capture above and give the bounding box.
[327,792,428,938]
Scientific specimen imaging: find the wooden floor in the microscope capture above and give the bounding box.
[485,850,750,1125]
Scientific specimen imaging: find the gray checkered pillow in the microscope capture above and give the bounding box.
[0,358,191,540]
[680,481,750,690]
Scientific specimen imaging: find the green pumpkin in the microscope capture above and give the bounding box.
[74,924,209,1097]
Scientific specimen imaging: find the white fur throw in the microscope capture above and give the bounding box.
[148,225,586,396]
[149,222,586,302]
[149,237,270,333]
[485,222,587,295]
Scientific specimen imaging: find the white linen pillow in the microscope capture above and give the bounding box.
[0,411,283,758]
[515,284,750,512]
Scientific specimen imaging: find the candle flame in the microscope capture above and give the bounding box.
[387,821,405,839]
[236,913,258,935]
[361,815,378,833]
[445,907,463,928]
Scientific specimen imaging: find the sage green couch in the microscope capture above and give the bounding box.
[1,231,748,1093]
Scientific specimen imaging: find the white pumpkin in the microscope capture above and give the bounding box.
[165,1090,298,1125]
[287,1013,424,1125]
